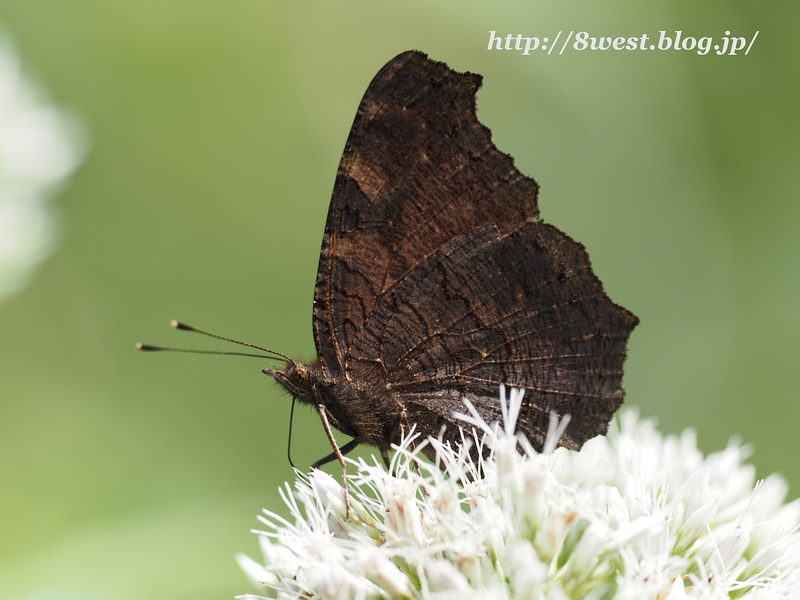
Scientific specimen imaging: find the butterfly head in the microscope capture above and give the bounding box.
[263,361,317,402]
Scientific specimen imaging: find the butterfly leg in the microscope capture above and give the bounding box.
[311,439,359,469]
[316,403,352,520]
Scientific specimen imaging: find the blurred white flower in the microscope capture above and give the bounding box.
[239,388,800,599]
[0,32,85,300]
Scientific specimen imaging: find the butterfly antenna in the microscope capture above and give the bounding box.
[136,320,292,362]
[169,320,293,362]
[135,343,282,360]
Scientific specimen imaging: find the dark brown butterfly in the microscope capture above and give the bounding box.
[263,51,638,475]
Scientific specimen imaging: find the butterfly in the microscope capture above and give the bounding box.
[262,50,638,481]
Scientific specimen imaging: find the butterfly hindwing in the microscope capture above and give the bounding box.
[347,222,638,450]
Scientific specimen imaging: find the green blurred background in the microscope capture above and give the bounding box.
[0,1,797,598]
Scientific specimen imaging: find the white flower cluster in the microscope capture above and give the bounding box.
[238,388,800,599]
[0,33,85,300]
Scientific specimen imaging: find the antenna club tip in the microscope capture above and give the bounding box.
[171,320,193,330]
[137,343,161,351]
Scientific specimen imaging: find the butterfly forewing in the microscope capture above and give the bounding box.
[313,51,540,378]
